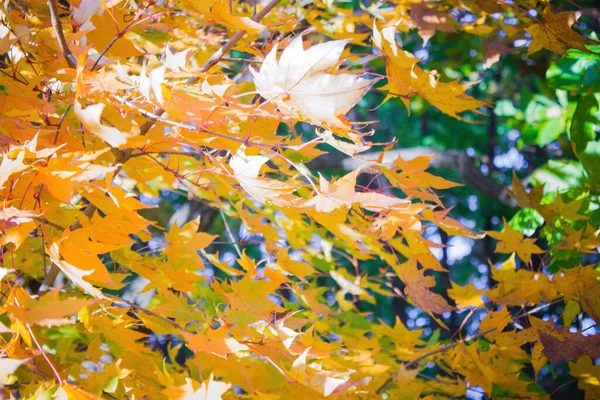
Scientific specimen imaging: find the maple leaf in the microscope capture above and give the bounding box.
[85,8,143,59]
[181,0,265,34]
[539,327,600,364]
[290,348,356,396]
[448,282,485,309]
[371,317,425,360]
[410,3,456,44]
[164,218,216,268]
[165,375,231,400]
[303,168,408,212]
[5,289,92,327]
[569,357,600,399]
[229,145,298,206]
[400,258,454,315]
[5,0,600,397]
[509,172,544,210]
[251,36,378,128]
[373,24,488,118]
[0,149,27,189]
[74,100,138,148]
[487,218,544,263]
[0,207,37,249]
[531,342,547,380]
[163,47,192,72]
[480,308,512,331]
[183,326,250,358]
[48,243,106,299]
[0,358,28,381]
[526,7,600,56]
[422,208,484,239]
[330,269,369,310]
[316,129,371,156]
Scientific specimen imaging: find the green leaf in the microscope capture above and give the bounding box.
[547,49,600,91]
[570,95,599,154]
[509,208,544,237]
[578,141,600,183]
[531,160,587,193]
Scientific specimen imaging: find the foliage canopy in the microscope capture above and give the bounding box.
[0,0,599,398]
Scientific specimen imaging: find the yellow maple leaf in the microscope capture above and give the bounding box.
[0,206,36,250]
[509,171,544,210]
[290,348,356,397]
[74,100,138,148]
[5,289,92,327]
[183,326,249,359]
[422,208,485,239]
[48,242,106,299]
[480,307,511,331]
[373,24,488,118]
[487,218,544,263]
[163,375,231,400]
[181,0,265,34]
[86,10,143,59]
[164,218,216,269]
[448,282,485,309]
[399,258,455,315]
[0,149,28,190]
[526,7,599,56]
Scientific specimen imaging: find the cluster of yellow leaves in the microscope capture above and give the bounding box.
[0,0,598,399]
[373,24,488,118]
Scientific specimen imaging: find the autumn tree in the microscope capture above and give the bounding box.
[0,0,599,398]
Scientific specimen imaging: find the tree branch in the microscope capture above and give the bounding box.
[307,147,517,207]
[375,327,496,394]
[47,0,77,68]
[375,298,563,394]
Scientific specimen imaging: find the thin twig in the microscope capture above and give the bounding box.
[106,294,186,331]
[220,57,263,63]
[90,6,156,71]
[209,176,243,258]
[53,105,71,145]
[47,0,77,68]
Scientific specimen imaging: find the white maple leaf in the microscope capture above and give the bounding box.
[229,145,297,206]
[0,358,28,381]
[74,100,137,148]
[163,47,191,72]
[303,168,408,213]
[251,36,378,129]
[290,348,354,397]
